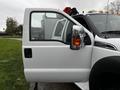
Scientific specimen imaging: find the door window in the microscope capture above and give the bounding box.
[30,12,74,44]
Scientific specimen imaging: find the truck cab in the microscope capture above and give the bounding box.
[23,8,120,90]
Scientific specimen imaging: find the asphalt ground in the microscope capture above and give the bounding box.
[29,82,89,90]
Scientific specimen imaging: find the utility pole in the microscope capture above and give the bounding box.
[105,0,110,31]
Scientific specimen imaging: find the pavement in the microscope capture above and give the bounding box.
[29,82,89,90]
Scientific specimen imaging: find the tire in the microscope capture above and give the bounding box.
[89,56,120,90]
[89,71,120,90]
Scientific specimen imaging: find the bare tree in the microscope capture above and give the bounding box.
[110,0,120,14]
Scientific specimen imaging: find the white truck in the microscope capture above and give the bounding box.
[23,8,120,90]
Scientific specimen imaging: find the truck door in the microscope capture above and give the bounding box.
[23,9,94,82]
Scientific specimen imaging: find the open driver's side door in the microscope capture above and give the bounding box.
[23,8,94,82]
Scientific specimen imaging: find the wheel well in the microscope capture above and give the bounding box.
[90,56,120,74]
[89,56,120,89]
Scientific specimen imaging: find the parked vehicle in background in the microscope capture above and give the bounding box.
[22,8,120,90]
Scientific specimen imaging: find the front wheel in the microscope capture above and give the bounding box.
[89,72,120,90]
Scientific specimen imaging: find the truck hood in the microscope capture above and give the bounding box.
[95,35,120,51]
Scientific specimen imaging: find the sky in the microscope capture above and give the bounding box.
[0,0,114,31]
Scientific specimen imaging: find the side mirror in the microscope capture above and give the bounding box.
[70,25,85,50]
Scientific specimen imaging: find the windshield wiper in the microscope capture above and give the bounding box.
[100,31,120,38]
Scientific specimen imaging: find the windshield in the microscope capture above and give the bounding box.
[88,14,120,33]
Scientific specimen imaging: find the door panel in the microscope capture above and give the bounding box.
[24,44,92,68]
[23,9,94,82]
[23,43,92,82]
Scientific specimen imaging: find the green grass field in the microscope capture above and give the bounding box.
[0,38,29,90]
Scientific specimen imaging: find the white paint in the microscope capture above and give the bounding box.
[92,35,120,66]
[24,69,90,82]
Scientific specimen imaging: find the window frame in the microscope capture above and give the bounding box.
[29,11,75,45]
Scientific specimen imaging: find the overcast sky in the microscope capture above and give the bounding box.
[0,0,114,31]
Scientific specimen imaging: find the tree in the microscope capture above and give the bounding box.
[16,25,23,36]
[6,17,18,35]
[88,10,97,13]
[109,0,120,14]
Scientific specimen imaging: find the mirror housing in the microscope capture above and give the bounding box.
[70,25,85,50]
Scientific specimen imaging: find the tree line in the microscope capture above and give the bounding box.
[5,17,23,36]
[88,0,120,14]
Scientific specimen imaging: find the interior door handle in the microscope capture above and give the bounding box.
[24,48,32,58]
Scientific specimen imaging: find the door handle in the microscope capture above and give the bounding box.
[24,48,32,58]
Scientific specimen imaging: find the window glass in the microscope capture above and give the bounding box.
[46,13,57,18]
[54,19,66,37]
[88,14,120,33]
[31,13,44,28]
[30,12,74,44]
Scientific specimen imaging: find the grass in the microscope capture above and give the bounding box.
[0,35,22,38]
[0,38,29,90]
